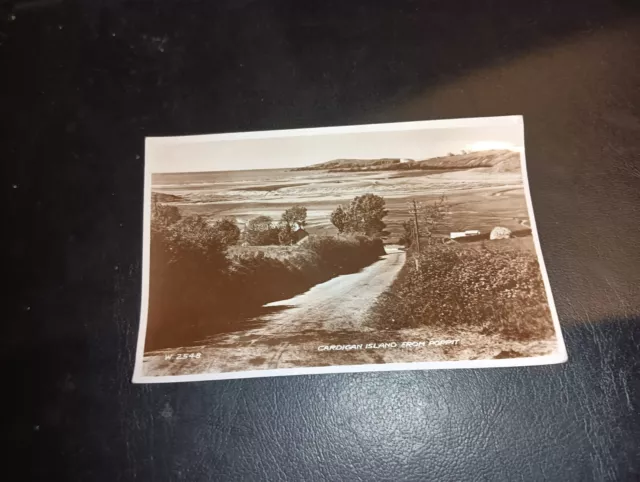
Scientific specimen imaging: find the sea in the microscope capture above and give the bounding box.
[152,168,319,191]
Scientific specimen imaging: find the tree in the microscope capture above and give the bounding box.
[244,215,280,245]
[278,205,308,245]
[346,193,388,236]
[331,194,388,236]
[278,223,296,245]
[212,217,241,247]
[330,205,347,234]
[399,220,415,247]
[400,195,449,250]
[422,194,449,245]
[281,205,307,230]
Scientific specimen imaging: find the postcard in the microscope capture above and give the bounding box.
[132,116,567,383]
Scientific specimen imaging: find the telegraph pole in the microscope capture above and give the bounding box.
[408,199,422,271]
[409,199,421,254]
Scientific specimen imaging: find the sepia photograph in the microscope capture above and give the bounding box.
[133,116,567,383]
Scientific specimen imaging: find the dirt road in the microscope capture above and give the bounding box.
[143,246,407,375]
[261,245,406,332]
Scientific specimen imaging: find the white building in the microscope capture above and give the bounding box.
[450,230,481,239]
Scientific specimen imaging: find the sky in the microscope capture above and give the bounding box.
[148,118,524,173]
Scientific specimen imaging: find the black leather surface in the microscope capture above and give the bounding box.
[9,1,640,480]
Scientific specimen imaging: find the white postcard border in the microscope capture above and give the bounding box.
[132,115,567,384]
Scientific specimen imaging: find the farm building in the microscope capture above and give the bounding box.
[450,230,481,239]
[293,227,309,243]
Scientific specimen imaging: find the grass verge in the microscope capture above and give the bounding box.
[369,240,555,342]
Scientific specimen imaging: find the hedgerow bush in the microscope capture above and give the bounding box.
[146,209,385,350]
[371,244,554,340]
[147,212,229,351]
[305,235,385,274]
[225,235,385,308]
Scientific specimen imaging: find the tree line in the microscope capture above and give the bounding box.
[243,205,309,246]
[152,193,389,248]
